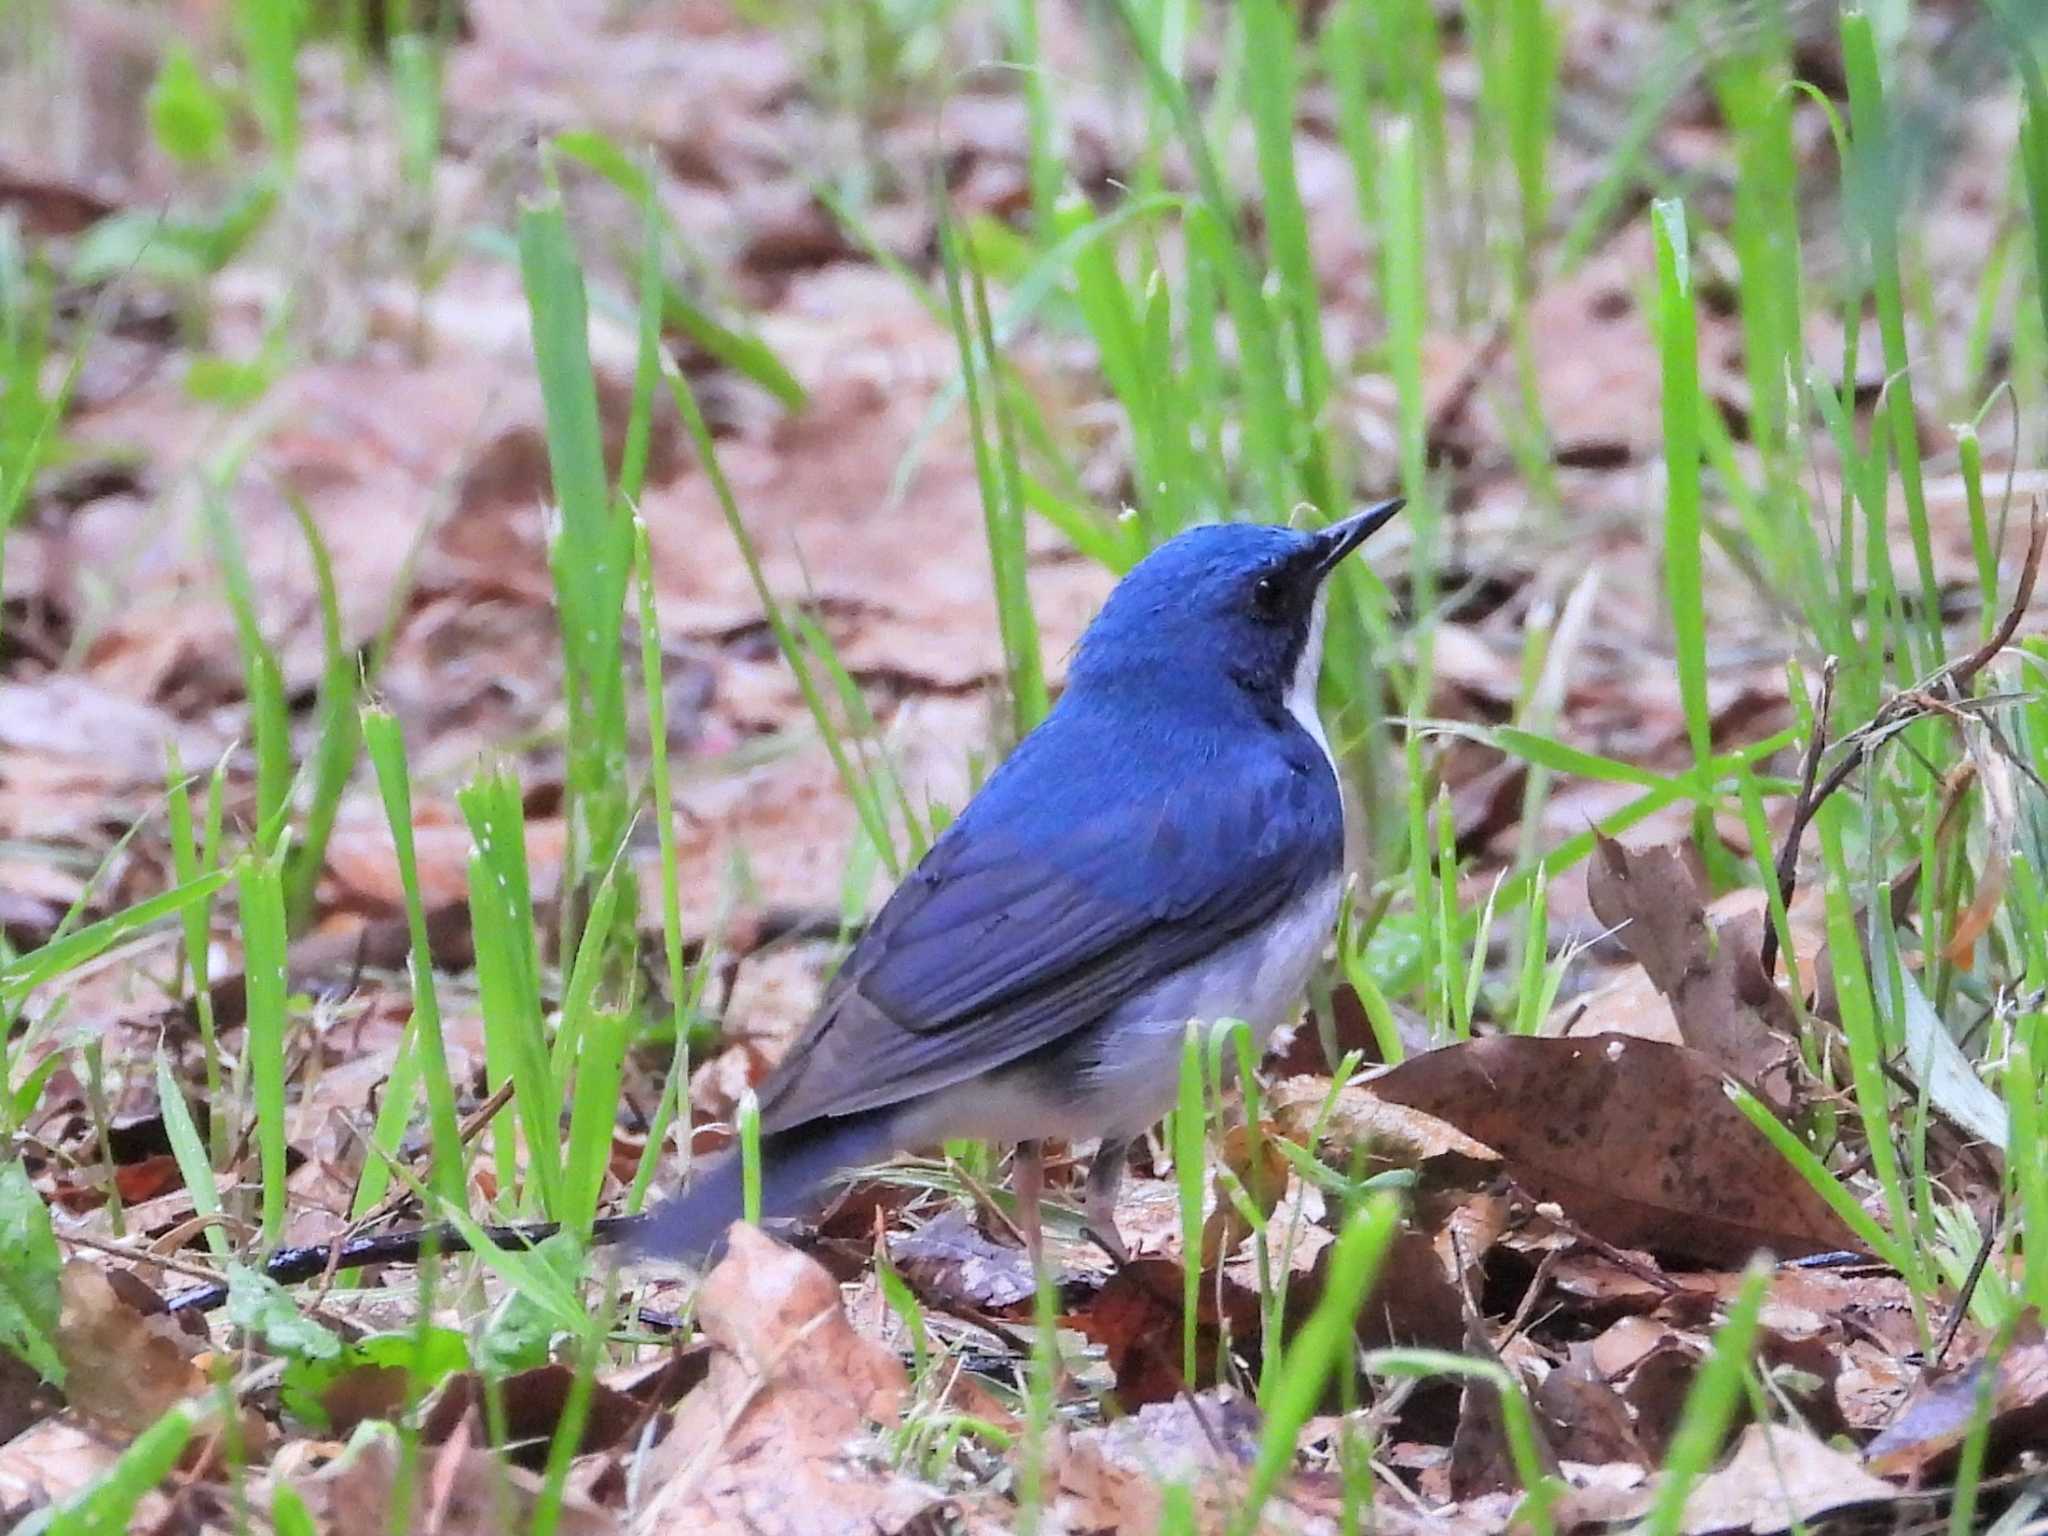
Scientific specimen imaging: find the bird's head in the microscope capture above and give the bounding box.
[1066,499,1404,715]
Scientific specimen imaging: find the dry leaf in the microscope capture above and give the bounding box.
[1534,1346,1647,1469]
[1201,1120,1292,1266]
[1268,1075,1501,1197]
[1366,1035,1863,1265]
[1584,838,1799,1108]
[1346,1222,1467,1355]
[888,1207,1035,1313]
[1069,1257,1261,1410]
[1865,1316,2048,1480]
[0,1417,130,1521]
[290,1421,616,1536]
[1449,1320,1553,1499]
[634,1225,942,1536]
[1052,1388,1337,1536]
[1672,1424,1894,1534]
[53,1260,209,1436]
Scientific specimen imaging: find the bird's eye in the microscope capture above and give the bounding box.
[1251,574,1285,617]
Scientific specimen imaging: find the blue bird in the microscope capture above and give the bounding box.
[632,498,1404,1265]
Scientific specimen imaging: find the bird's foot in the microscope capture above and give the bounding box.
[1080,1210,1129,1266]
[1082,1135,1133,1266]
[1013,1139,1045,1271]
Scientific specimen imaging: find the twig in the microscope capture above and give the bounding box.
[1760,500,2045,979]
[312,1072,523,1300]
[59,1228,228,1286]
[1761,658,1835,979]
[1933,1204,2001,1368]
[163,1211,653,1313]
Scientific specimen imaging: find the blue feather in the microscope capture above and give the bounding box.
[631,506,1400,1262]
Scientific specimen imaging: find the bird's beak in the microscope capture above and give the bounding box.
[1307,497,1405,582]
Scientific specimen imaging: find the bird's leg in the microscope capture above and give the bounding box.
[1081,1135,1132,1265]
[1013,1138,1045,1267]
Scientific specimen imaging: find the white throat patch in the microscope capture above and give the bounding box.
[1286,590,1336,780]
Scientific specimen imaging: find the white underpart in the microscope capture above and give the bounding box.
[1287,589,1338,794]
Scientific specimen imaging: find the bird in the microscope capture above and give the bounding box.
[630,498,1405,1266]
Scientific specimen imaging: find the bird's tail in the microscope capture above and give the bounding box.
[627,1109,899,1263]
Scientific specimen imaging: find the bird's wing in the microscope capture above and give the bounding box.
[756,725,1342,1132]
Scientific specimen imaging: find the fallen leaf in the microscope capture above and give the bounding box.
[421,1363,653,1467]
[634,1225,943,1536]
[1622,1338,1706,1463]
[1202,1120,1292,1266]
[1268,1075,1501,1199]
[1585,838,1799,1107]
[52,1260,209,1436]
[288,1420,616,1536]
[1052,1388,1338,1536]
[0,1416,133,1523]
[1366,1034,1865,1265]
[1890,962,2008,1153]
[1347,1222,1468,1355]
[0,160,117,235]
[888,1207,1035,1313]
[1865,1316,2048,1480]
[1671,1424,1895,1534]
[1069,1257,1261,1410]
[1534,1346,1647,1469]
[1449,1319,1553,1499]
[1589,1314,1676,1381]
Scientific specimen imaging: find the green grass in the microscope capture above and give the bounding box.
[519,194,635,957]
[362,707,468,1214]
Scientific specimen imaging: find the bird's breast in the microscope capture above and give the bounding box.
[1072,871,1344,1134]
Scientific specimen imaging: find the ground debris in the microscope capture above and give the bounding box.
[1366,1034,1863,1265]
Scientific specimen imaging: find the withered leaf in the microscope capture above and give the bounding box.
[888,1207,1035,1313]
[289,1421,616,1536]
[1051,1389,1343,1536]
[1672,1424,1894,1534]
[1534,1346,1646,1468]
[1267,1075,1500,1192]
[1366,1034,1863,1265]
[1585,837,1799,1108]
[1449,1319,1553,1499]
[1069,1257,1261,1410]
[1865,1316,2048,1480]
[633,1225,941,1536]
[1201,1120,1291,1266]
[53,1260,209,1436]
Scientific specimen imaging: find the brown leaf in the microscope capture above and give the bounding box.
[1585,838,1799,1107]
[1449,1319,1553,1499]
[634,1225,942,1536]
[289,1421,616,1536]
[1671,1424,1894,1534]
[888,1207,1036,1313]
[1533,1346,1647,1469]
[53,1260,209,1436]
[421,1363,654,1466]
[1267,1075,1501,1196]
[0,160,117,235]
[1348,1223,1467,1355]
[1865,1316,2048,1480]
[1069,1257,1261,1410]
[1051,1388,1338,1536]
[1366,1034,1864,1265]
[1622,1339,1706,1463]
[0,1417,134,1524]
[1201,1121,1291,1266]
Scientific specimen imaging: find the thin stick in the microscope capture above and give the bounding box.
[1760,501,2045,979]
